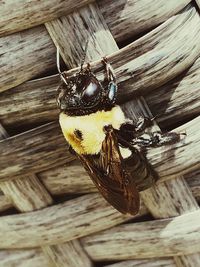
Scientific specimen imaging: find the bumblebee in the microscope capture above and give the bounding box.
[56,52,180,215]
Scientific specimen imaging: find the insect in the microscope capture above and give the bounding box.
[56,47,181,215]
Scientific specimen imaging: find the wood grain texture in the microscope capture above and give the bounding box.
[0,0,93,37]
[0,123,52,212]
[0,249,50,267]
[0,122,74,180]
[104,258,176,267]
[146,56,200,129]
[0,193,147,249]
[82,210,200,260]
[0,113,199,182]
[0,194,13,212]
[174,254,200,267]
[43,240,93,267]
[1,4,200,94]
[99,0,191,42]
[185,169,200,202]
[0,0,190,40]
[0,26,56,92]
[46,3,118,67]
[1,166,199,214]
[0,177,53,212]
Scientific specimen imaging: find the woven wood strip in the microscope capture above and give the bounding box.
[1,4,200,93]
[0,26,56,92]
[0,0,190,38]
[103,259,176,267]
[81,210,200,259]
[0,167,199,214]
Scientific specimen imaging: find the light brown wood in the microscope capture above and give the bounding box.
[185,169,200,202]
[0,0,190,41]
[0,193,146,249]
[0,0,93,37]
[43,240,93,267]
[174,254,200,267]
[103,258,176,267]
[146,56,200,129]
[0,194,13,212]
[99,0,191,42]
[1,166,200,214]
[0,124,52,212]
[1,4,200,94]
[0,26,56,92]
[45,3,118,67]
[0,249,50,267]
[82,210,200,260]
[0,122,74,180]
[0,177,53,212]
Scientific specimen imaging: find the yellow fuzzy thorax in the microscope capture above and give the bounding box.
[59,106,126,155]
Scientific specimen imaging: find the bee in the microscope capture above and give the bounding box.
[56,47,180,215]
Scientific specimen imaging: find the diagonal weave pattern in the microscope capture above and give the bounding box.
[0,1,200,266]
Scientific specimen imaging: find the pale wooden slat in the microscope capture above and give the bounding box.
[0,193,148,249]
[0,0,93,37]
[141,177,198,218]
[174,254,200,267]
[103,258,176,267]
[0,0,190,39]
[45,3,118,67]
[1,4,200,94]
[0,177,53,212]
[99,0,191,42]
[0,122,74,180]
[0,164,199,213]
[0,249,50,267]
[185,169,200,202]
[0,194,13,212]
[0,26,56,92]
[0,123,54,267]
[0,123,52,212]
[146,56,200,129]
[82,210,200,260]
[43,240,93,267]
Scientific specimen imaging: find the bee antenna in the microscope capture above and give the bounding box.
[80,39,89,71]
[56,46,68,85]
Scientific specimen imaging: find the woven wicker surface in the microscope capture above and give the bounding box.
[0,0,200,266]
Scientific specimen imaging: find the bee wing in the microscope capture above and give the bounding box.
[78,126,140,215]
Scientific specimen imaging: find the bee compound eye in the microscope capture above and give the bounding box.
[81,81,101,103]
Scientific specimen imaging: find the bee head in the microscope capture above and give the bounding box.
[56,67,117,116]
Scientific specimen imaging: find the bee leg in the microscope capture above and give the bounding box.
[68,145,76,155]
[102,57,116,83]
[132,131,182,148]
[119,116,154,141]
